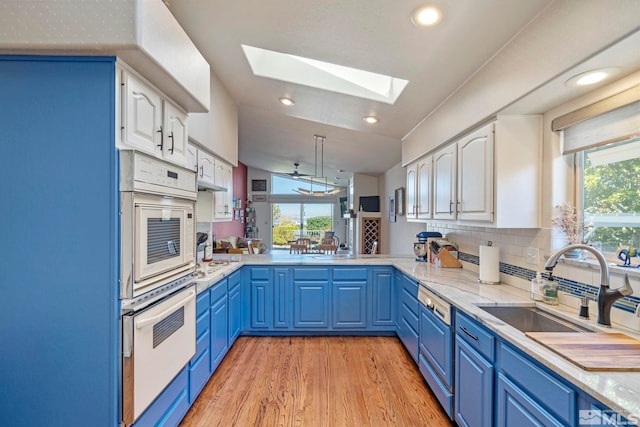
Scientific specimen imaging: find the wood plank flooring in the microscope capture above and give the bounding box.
[180,336,453,427]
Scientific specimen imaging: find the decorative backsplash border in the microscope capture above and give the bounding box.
[459,252,640,313]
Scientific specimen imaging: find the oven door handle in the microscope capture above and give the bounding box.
[135,290,196,329]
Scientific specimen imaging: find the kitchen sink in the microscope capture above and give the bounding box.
[477,304,594,333]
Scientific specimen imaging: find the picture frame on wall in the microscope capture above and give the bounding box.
[395,187,405,216]
[251,179,267,192]
[389,195,396,223]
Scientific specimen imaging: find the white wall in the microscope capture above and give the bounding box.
[379,163,426,255]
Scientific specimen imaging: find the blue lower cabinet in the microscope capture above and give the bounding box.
[249,267,272,329]
[496,373,564,427]
[273,267,293,328]
[398,305,419,362]
[455,336,494,427]
[210,284,229,372]
[188,346,210,403]
[370,267,395,328]
[132,368,190,427]
[228,282,242,345]
[332,281,367,328]
[294,281,330,328]
[498,342,575,426]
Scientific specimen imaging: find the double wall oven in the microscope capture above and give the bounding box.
[119,151,197,426]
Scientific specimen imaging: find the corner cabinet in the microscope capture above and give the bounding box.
[120,69,188,167]
[430,116,541,227]
[195,153,234,222]
[406,156,433,221]
[214,160,233,220]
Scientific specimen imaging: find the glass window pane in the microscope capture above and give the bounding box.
[582,137,640,253]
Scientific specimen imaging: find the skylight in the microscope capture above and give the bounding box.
[242,45,409,104]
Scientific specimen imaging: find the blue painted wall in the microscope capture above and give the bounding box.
[0,56,119,426]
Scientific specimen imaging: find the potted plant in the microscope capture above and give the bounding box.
[552,202,587,258]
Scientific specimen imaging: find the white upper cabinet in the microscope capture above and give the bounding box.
[433,145,457,220]
[457,125,493,222]
[405,162,418,220]
[406,156,433,221]
[163,100,188,167]
[122,72,163,156]
[196,149,215,188]
[214,161,233,221]
[416,157,433,219]
[120,70,189,167]
[428,115,541,227]
[185,143,197,173]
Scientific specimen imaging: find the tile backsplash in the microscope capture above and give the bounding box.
[426,223,640,331]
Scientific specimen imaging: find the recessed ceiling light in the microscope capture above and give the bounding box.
[279,97,295,106]
[363,116,379,124]
[565,67,620,88]
[411,4,442,27]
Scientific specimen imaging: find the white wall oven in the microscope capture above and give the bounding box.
[120,151,197,298]
[119,151,197,426]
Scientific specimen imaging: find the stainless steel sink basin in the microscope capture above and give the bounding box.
[477,305,594,333]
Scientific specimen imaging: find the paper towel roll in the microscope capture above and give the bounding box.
[479,245,500,284]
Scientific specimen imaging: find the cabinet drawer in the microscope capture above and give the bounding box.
[227,269,242,289]
[210,280,227,304]
[189,349,211,403]
[249,267,270,280]
[400,301,419,333]
[419,353,453,418]
[196,309,210,339]
[293,267,329,280]
[333,267,368,280]
[196,291,210,316]
[499,343,575,426]
[401,274,419,295]
[456,311,495,362]
[401,287,420,319]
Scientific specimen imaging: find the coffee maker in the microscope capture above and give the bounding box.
[414,231,442,262]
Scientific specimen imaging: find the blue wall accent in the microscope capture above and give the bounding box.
[0,56,119,426]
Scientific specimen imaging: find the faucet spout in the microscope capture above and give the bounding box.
[543,244,633,327]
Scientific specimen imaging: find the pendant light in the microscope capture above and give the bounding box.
[296,135,341,196]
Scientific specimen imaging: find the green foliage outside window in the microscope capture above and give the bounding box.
[583,141,640,252]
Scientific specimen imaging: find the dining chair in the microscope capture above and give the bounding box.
[290,238,311,254]
[319,237,338,254]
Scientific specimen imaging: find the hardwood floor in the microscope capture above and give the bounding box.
[180,336,453,427]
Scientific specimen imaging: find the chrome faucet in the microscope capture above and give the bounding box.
[544,243,633,327]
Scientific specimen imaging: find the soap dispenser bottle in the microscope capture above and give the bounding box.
[530,272,544,301]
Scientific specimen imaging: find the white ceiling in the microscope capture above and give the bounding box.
[166,0,639,185]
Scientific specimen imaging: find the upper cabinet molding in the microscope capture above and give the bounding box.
[0,0,210,113]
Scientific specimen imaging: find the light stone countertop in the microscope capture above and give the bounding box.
[192,253,640,420]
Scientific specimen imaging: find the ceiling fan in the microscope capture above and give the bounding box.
[286,162,311,179]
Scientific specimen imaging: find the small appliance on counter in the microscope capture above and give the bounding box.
[414,231,442,261]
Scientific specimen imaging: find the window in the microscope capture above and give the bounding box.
[580,137,640,253]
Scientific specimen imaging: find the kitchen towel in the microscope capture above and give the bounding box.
[479,244,500,284]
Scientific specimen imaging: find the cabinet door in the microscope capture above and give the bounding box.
[163,100,188,167]
[214,161,233,220]
[433,145,457,220]
[457,124,493,222]
[455,336,494,427]
[197,150,215,186]
[370,267,395,328]
[185,143,198,173]
[496,373,564,427]
[210,292,228,372]
[273,267,292,329]
[406,162,418,219]
[250,279,271,329]
[332,282,367,328]
[293,281,330,328]
[228,282,242,345]
[123,72,163,156]
[417,157,432,219]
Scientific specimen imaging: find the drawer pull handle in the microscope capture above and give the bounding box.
[460,326,479,341]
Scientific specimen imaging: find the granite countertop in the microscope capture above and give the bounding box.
[193,253,640,419]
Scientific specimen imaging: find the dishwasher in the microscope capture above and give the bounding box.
[417,285,454,419]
